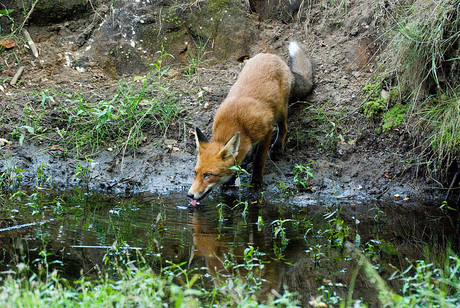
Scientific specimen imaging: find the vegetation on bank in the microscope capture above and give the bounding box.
[1,49,187,157]
[363,0,460,171]
[2,252,459,307]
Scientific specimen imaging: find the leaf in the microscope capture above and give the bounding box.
[0,39,15,49]
[0,9,14,17]
[21,125,35,134]
[19,134,25,146]
[50,145,64,151]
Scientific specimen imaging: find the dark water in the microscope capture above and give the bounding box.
[1,189,459,306]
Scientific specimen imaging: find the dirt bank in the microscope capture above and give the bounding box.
[0,0,444,205]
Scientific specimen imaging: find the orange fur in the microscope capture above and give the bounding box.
[188,42,313,203]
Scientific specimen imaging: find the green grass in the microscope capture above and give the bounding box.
[8,66,187,157]
[374,0,460,170]
[0,246,300,307]
[298,100,345,151]
[417,90,460,167]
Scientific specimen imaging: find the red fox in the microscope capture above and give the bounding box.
[188,41,314,205]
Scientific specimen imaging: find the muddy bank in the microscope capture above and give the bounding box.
[0,0,445,205]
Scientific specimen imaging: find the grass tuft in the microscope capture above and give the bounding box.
[369,0,460,171]
[8,58,187,157]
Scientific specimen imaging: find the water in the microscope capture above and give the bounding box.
[0,189,458,306]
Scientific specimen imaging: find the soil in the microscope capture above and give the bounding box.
[0,1,443,205]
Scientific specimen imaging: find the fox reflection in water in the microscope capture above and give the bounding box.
[187,207,284,295]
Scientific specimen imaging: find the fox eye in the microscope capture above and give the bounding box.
[204,173,213,180]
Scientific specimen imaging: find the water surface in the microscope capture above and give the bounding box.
[1,190,458,306]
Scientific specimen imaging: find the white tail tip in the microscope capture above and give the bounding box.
[289,41,302,58]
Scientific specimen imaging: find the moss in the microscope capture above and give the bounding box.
[379,240,398,256]
[382,104,409,132]
[361,80,386,119]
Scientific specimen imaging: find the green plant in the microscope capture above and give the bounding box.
[36,163,51,187]
[389,254,460,307]
[183,37,209,82]
[377,0,460,171]
[0,9,14,35]
[317,207,349,249]
[75,157,98,191]
[293,162,315,189]
[233,200,249,218]
[229,165,252,195]
[216,202,227,223]
[18,52,187,157]
[0,157,24,190]
[361,80,387,119]
[418,91,460,168]
[270,218,294,260]
[304,100,344,150]
[382,103,409,132]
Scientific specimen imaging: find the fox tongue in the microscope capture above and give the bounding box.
[190,199,198,207]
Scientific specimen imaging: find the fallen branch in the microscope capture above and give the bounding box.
[23,29,39,58]
[10,66,24,86]
[0,218,54,233]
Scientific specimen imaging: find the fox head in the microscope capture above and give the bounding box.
[188,127,240,205]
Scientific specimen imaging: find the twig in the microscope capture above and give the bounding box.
[17,0,39,33]
[0,219,54,233]
[10,66,24,85]
[444,171,459,202]
[23,29,39,58]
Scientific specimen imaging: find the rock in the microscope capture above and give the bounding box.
[89,0,258,75]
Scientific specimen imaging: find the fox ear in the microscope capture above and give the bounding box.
[195,127,208,149]
[219,132,240,159]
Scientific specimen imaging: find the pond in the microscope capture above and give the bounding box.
[0,188,458,306]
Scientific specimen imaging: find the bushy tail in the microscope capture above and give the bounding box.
[289,41,314,102]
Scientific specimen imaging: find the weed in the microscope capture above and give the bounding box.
[75,157,98,191]
[417,91,460,168]
[276,180,293,198]
[271,218,293,248]
[382,103,409,132]
[257,215,264,231]
[323,207,349,247]
[36,163,51,187]
[293,162,315,190]
[388,254,460,307]
[303,100,344,151]
[4,48,186,157]
[233,200,249,218]
[216,202,227,223]
[0,240,300,307]
[0,157,24,190]
[183,37,209,82]
[0,9,15,35]
[229,165,252,197]
[361,79,387,119]
[377,0,460,171]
